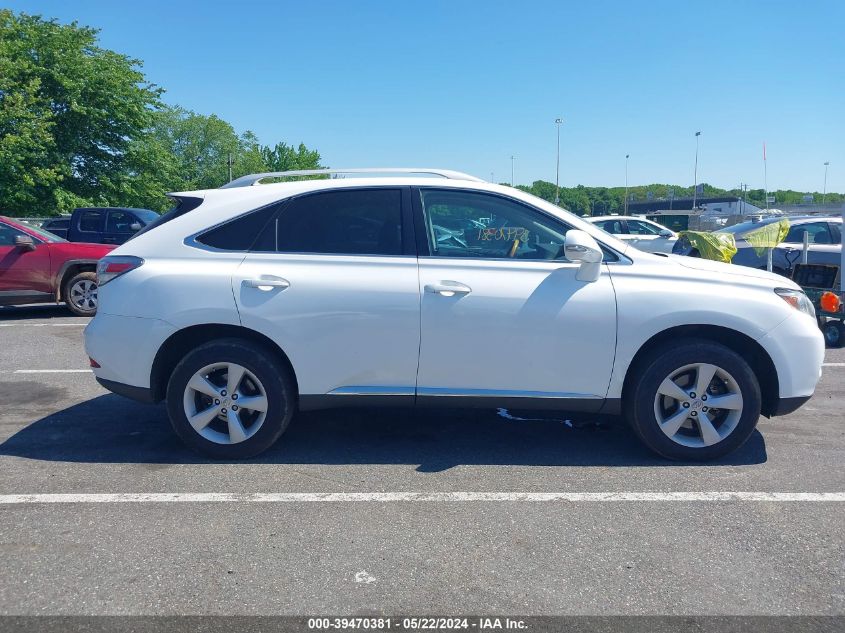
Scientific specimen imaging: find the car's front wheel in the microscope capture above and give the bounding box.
[625,340,762,460]
[166,339,296,459]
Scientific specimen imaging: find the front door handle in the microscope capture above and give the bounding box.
[243,276,290,291]
[424,281,472,296]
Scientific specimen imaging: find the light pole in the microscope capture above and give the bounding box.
[624,154,630,215]
[823,161,830,205]
[491,171,495,184]
[510,156,515,187]
[692,131,701,209]
[554,118,563,204]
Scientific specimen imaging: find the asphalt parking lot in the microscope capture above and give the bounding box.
[0,304,843,617]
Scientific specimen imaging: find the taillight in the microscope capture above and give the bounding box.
[97,256,144,286]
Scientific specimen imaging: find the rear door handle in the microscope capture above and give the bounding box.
[424,281,472,296]
[243,276,290,291]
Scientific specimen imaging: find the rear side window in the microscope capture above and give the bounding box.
[596,219,624,234]
[264,189,403,256]
[79,210,103,232]
[196,205,278,251]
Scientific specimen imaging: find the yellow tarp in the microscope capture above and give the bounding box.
[744,218,791,256]
[677,231,738,263]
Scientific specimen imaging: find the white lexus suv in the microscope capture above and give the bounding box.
[84,168,824,461]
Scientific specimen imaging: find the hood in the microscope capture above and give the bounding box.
[666,254,800,289]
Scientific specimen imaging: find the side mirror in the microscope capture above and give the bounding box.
[130,223,142,232]
[564,230,603,282]
[659,229,674,238]
[14,235,35,251]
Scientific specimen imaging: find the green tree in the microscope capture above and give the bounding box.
[0,10,167,215]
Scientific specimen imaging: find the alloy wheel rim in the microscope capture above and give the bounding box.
[182,362,268,445]
[70,279,97,311]
[652,362,744,448]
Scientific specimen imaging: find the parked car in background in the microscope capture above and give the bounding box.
[587,215,677,253]
[0,216,115,316]
[40,216,71,239]
[46,207,160,245]
[84,168,823,462]
[672,216,842,276]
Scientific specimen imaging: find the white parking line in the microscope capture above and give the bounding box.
[823,363,845,367]
[11,369,92,374]
[0,323,86,327]
[0,492,843,504]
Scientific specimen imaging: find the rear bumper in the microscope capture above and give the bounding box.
[96,377,156,404]
[84,312,176,390]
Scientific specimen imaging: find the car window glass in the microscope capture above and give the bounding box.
[0,222,28,246]
[197,205,279,251]
[271,189,403,256]
[79,210,103,232]
[785,222,831,244]
[829,223,841,245]
[627,220,662,235]
[106,211,136,233]
[420,189,570,260]
[597,219,624,234]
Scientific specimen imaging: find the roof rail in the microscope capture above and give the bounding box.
[219,167,483,188]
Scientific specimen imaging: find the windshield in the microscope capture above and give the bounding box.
[24,222,67,243]
[717,218,782,236]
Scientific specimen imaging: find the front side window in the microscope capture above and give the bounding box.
[0,222,29,246]
[626,219,662,235]
[785,222,832,245]
[106,211,136,233]
[270,189,403,256]
[420,189,569,260]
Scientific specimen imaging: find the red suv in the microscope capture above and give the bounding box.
[0,216,115,316]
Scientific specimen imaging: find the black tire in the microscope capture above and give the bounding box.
[823,321,845,348]
[166,338,296,459]
[625,339,762,461]
[62,271,99,317]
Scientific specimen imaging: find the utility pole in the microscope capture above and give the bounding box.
[510,156,515,187]
[692,131,701,210]
[624,154,630,215]
[554,118,563,204]
[491,171,495,184]
[823,161,830,205]
[227,152,234,183]
[763,142,769,212]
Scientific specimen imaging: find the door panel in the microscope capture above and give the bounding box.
[234,255,420,395]
[0,223,52,294]
[417,259,616,402]
[230,187,420,397]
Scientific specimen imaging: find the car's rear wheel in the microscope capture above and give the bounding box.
[166,339,296,459]
[823,320,845,348]
[63,271,99,316]
[625,340,761,460]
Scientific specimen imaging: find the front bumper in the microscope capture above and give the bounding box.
[758,312,825,409]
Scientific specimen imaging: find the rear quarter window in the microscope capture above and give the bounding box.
[195,205,279,251]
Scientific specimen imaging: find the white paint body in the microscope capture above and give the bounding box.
[84,177,824,409]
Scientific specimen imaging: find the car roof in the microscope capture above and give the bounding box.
[588,215,647,222]
[124,175,633,257]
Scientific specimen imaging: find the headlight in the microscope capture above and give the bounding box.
[774,288,816,319]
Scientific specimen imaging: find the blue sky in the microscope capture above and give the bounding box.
[9,0,845,192]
